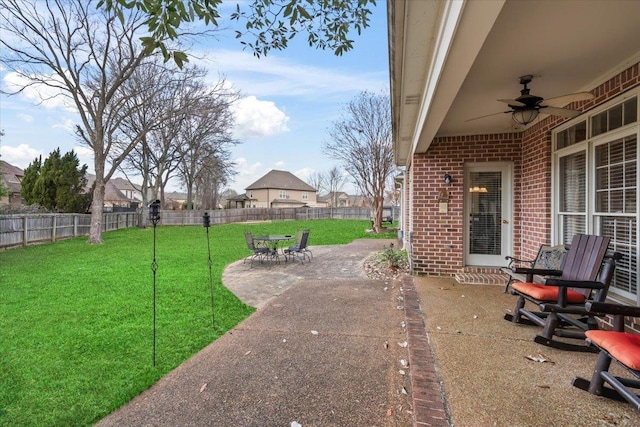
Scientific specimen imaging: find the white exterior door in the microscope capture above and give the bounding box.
[465,163,512,266]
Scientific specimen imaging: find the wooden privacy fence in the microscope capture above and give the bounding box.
[0,207,396,249]
[157,207,376,226]
[0,212,138,249]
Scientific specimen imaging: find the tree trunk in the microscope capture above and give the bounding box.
[372,195,384,233]
[88,179,105,243]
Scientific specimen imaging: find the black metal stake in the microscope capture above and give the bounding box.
[203,212,215,329]
[149,200,161,366]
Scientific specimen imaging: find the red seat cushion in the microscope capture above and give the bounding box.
[586,330,640,371]
[511,282,586,304]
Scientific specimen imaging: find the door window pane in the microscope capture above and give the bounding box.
[468,172,501,255]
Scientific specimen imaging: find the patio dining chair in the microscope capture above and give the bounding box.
[284,229,311,264]
[243,232,269,267]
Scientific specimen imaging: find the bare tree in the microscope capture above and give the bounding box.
[325,166,349,207]
[307,171,326,195]
[0,0,153,243]
[175,80,239,209]
[118,64,224,219]
[116,58,185,225]
[324,91,394,232]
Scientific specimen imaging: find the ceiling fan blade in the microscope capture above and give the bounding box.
[465,111,511,122]
[540,106,581,118]
[497,98,525,107]
[542,92,594,107]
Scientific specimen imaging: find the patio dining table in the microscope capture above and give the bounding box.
[252,234,294,261]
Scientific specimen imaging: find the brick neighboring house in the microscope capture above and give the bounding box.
[243,170,318,208]
[389,1,640,306]
[0,160,24,208]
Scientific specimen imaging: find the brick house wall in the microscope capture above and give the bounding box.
[408,62,640,277]
[405,62,640,332]
[409,133,523,275]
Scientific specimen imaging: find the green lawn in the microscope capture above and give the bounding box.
[0,220,394,427]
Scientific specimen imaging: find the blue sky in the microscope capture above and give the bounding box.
[0,1,389,195]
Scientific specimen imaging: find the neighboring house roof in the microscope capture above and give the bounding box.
[271,198,307,206]
[165,191,187,202]
[246,170,316,192]
[1,160,23,194]
[228,193,251,201]
[85,175,134,204]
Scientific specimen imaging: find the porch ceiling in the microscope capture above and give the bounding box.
[389,0,640,167]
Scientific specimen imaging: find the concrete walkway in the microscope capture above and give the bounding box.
[96,239,415,426]
[96,239,640,426]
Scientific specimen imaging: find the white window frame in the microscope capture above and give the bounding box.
[553,88,639,304]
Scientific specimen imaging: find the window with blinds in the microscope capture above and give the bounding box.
[595,134,638,298]
[558,151,587,242]
[554,94,639,302]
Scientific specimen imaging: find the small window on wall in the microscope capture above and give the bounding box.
[279,190,287,199]
[557,121,587,149]
[302,192,308,200]
[592,96,638,137]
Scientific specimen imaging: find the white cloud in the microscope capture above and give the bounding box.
[73,146,94,169]
[52,119,76,133]
[229,157,265,192]
[3,71,77,112]
[232,96,289,138]
[294,167,315,182]
[274,160,285,167]
[16,113,33,123]
[235,157,262,176]
[0,144,42,168]
[197,49,387,99]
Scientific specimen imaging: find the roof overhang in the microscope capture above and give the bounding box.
[389,0,640,168]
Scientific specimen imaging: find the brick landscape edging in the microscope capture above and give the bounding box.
[400,275,451,427]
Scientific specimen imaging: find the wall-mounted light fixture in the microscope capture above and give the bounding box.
[444,173,452,184]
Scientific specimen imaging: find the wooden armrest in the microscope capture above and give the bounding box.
[513,267,563,276]
[543,279,605,289]
[539,303,590,314]
[585,302,640,317]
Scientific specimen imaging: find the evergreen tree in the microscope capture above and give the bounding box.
[21,149,91,213]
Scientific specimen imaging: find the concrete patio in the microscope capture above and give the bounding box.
[96,239,639,426]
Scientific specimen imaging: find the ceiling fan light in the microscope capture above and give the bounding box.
[512,109,539,125]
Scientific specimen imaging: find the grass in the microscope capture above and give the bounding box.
[0,220,394,427]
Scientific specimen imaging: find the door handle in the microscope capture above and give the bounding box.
[502,219,509,224]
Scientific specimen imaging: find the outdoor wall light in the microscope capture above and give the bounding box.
[512,108,539,125]
[444,173,452,184]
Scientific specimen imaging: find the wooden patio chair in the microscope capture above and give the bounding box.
[504,234,620,351]
[572,301,640,411]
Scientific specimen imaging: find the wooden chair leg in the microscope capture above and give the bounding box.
[540,312,559,340]
[590,351,612,395]
[504,295,526,323]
